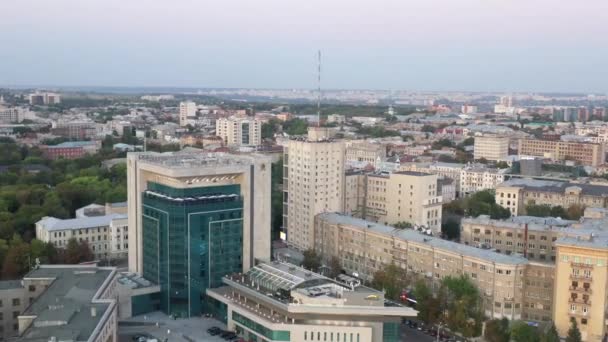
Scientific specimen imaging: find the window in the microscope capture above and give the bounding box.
[581,318,587,325]
[28,285,35,292]
[12,311,18,319]
[12,298,20,306]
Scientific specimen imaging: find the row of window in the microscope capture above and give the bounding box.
[304,331,361,342]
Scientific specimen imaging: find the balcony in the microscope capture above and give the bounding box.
[568,298,591,306]
[571,262,594,269]
[569,286,592,294]
[568,311,590,318]
[570,274,592,281]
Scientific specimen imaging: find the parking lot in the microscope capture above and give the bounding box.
[118,311,230,342]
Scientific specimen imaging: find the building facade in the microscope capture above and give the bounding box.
[459,166,508,197]
[216,117,262,146]
[40,141,101,160]
[518,139,605,166]
[206,261,417,342]
[283,127,345,250]
[345,142,386,168]
[0,106,21,123]
[474,135,510,161]
[179,101,197,127]
[127,151,271,317]
[495,179,608,216]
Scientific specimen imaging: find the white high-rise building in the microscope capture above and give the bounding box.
[216,117,262,146]
[283,127,345,250]
[179,101,197,127]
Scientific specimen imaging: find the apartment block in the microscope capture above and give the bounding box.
[179,101,197,127]
[206,261,416,342]
[518,138,605,166]
[474,135,509,161]
[28,92,61,105]
[51,120,97,140]
[344,171,443,234]
[127,150,271,317]
[40,141,101,160]
[0,106,21,123]
[283,127,345,250]
[314,213,543,321]
[400,162,465,196]
[0,280,29,340]
[459,166,508,197]
[495,179,608,216]
[345,142,386,167]
[216,117,262,146]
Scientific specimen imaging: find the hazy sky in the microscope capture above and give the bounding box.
[1,0,607,92]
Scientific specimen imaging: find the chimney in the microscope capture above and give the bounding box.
[91,307,97,317]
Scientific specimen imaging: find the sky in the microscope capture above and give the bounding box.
[1,0,607,93]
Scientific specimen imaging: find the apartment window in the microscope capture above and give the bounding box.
[12,298,20,306]
[581,318,587,325]
[570,304,576,312]
[28,285,35,292]
[12,311,18,319]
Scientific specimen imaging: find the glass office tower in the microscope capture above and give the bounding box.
[141,182,243,317]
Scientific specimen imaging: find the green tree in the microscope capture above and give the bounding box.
[370,263,408,300]
[566,318,582,342]
[566,205,584,220]
[442,219,460,240]
[540,322,560,342]
[484,318,510,342]
[283,118,309,135]
[495,161,510,169]
[510,321,540,342]
[393,221,412,229]
[413,280,442,324]
[302,249,321,272]
[327,256,342,279]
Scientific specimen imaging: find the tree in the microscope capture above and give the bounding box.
[413,280,442,324]
[393,221,412,229]
[510,321,540,342]
[302,249,321,272]
[442,219,460,240]
[371,263,408,300]
[327,256,342,279]
[566,205,584,220]
[283,118,309,136]
[495,161,510,169]
[566,318,582,342]
[484,318,510,342]
[540,322,560,342]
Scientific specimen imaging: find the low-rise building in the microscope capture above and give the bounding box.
[345,142,386,168]
[206,261,417,342]
[495,179,608,216]
[0,280,28,340]
[518,138,605,166]
[15,265,118,342]
[40,141,101,160]
[459,166,508,196]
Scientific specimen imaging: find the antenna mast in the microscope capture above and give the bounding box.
[317,50,321,127]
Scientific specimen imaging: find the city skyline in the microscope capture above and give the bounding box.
[1,0,607,93]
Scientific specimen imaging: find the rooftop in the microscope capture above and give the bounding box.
[19,265,116,342]
[37,213,127,231]
[498,179,608,197]
[0,279,23,290]
[46,141,98,148]
[393,170,435,177]
[318,213,529,265]
[462,215,576,232]
[131,151,268,169]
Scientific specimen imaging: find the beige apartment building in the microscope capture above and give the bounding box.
[400,162,465,197]
[345,142,386,167]
[179,101,197,127]
[460,166,508,196]
[518,138,605,166]
[495,179,608,216]
[344,171,443,234]
[474,135,510,161]
[283,127,345,250]
[216,116,262,146]
[314,213,557,322]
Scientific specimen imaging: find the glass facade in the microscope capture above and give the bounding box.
[142,182,244,317]
[232,311,290,341]
[131,292,161,316]
[382,322,399,342]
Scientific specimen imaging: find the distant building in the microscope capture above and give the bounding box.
[14,265,118,342]
[459,166,508,196]
[51,120,97,140]
[474,135,510,161]
[345,142,386,168]
[520,158,543,176]
[179,101,197,127]
[207,261,416,342]
[327,114,346,124]
[461,104,478,114]
[518,138,605,166]
[215,116,262,146]
[140,94,175,101]
[40,141,101,160]
[0,106,21,123]
[28,92,61,105]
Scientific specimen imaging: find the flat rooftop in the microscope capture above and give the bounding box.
[131,151,268,169]
[318,213,528,265]
[37,213,126,231]
[462,215,576,232]
[498,179,608,197]
[19,265,116,342]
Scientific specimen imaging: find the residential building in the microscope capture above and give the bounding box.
[179,101,197,127]
[314,213,541,321]
[206,261,417,342]
[460,215,575,262]
[459,166,508,196]
[437,177,456,202]
[51,120,97,140]
[400,162,465,196]
[28,92,61,105]
[345,142,386,168]
[215,117,262,146]
[327,114,346,124]
[15,265,118,342]
[126,150,271,317]
[0,280,28,340]
[180,134,223,148]
[473,135,509,161]
[461,104,478,114]
[283,127,345,250]
[344,171,443,234]
[36,212,128,260]
[495,179,608,216]
[0,106,21,123]
[518,138,605,166]
[40,141,101,160]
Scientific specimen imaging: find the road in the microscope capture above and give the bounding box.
[400,325,437,341]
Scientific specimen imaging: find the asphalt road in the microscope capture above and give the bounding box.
[401,325,437,341]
